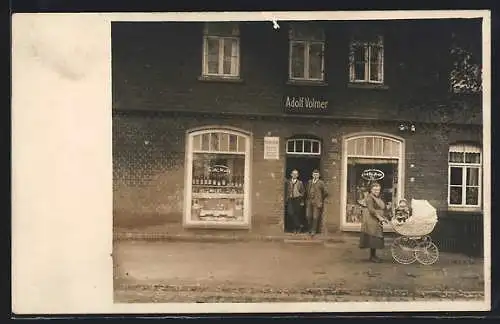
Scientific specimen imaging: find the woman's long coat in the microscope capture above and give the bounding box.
[360,193,386,238]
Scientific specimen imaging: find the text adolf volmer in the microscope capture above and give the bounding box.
[285,96,329,111]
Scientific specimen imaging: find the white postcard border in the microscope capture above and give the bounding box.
[11,10,491,314]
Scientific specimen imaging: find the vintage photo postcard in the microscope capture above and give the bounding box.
[11,10,491,315]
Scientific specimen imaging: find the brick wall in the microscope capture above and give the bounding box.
[112,21,482,125]
[112,20,483,234]
[113,111,482,232]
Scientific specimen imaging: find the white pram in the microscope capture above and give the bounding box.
[389,199,440,265]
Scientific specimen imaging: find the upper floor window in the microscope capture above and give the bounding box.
[202,22,240,78]
[448,143,482,208]
[288,24,325,82]
[349,35,384,84]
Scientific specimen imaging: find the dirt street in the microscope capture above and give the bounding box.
[113,240,485,303]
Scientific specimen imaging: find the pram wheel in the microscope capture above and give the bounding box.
[391,237,417,264]
[415,241,439,265]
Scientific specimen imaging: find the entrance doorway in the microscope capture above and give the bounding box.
[284,137,322,233]
[285,156,321,185]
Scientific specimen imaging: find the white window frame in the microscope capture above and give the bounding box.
[184,127,252,228]
[448,144,482,209]
[286,138,322,155]
[340,133,405,232]
[349,36,384,84]
[202,23,240,78]
[288,25,325,82]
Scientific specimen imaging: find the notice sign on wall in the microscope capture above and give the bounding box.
[264,137,280,160]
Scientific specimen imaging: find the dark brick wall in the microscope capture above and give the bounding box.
[113,112,482,232]
[112,19,484,235]
[112,20,482,125]
[403,123,482,210]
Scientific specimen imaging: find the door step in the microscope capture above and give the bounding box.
[283,235,346,245]
[284,238,324,245]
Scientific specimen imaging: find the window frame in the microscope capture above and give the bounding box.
[184,127,252,228]
[349,36,385,85]
[286,138,322,156]
[340,133,405,233]
[448,144,482,209]
[288,25,326,82]
[201,23,241,79]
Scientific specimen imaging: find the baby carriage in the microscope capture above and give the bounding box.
[389,199,439,265]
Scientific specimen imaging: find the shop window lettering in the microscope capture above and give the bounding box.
[361,169,385,181]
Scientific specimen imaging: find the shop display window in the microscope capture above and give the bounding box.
[343,135,404,229]
[186,129,250,226]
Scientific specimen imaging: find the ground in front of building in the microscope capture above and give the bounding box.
[113,239,485,303]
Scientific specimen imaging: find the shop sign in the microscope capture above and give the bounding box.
[361,169,385,181]
[264,136,280,160]
[208,165,231,175]
[283,96,329,114]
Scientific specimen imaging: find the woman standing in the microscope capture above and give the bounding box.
[359,182,387,262]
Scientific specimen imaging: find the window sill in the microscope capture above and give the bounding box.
[287,80,328,87]
[183,221,250,229]
[446,206,483,214]
[347,83,389,90]
[198,75,244,84]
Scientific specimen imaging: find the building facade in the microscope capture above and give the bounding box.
[112,19,483,252]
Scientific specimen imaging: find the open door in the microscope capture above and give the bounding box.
[283,136,323,233]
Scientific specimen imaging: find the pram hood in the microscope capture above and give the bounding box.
[410,199,438,222]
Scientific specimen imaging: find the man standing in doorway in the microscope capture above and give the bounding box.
[306,169,328,238]
[285,169,305,234]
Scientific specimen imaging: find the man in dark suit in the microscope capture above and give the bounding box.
[305,169,328,237]
[285,169,305,234]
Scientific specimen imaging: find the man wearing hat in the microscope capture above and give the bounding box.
[305,169,329,237]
